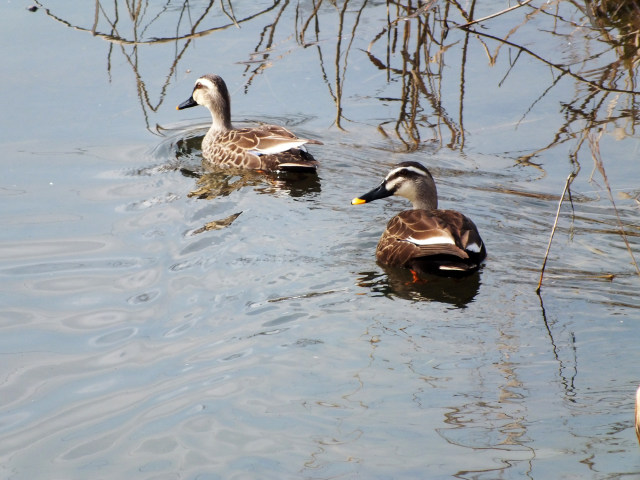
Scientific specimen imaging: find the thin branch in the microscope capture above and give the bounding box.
[537,172,577,294]
[456,0,534,29]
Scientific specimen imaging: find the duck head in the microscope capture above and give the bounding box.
[352,161,438,211]
[177,74,232,132]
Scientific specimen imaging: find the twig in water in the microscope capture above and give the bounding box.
[536,172,576,294]
[455,0,534,28]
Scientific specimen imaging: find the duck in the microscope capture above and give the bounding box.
[351,161,486,276]
[636,385,640,445]
[177,74,322,171]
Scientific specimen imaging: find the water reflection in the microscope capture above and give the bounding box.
[183,156,320,195]
[356,267,481,307]
[31,0,280,131]
[538,294,578,400]
[8,1,640,478]
[33,1,640,159]
[179,166,320,234]
[185,169,265,201]
[185,212,243,236]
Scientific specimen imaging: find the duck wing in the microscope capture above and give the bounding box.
[226,125,321,154]
[250,125,323,153]
[206,126,321,170]
[376,210,486,273]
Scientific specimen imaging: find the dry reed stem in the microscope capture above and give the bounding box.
[456,0,534,29]
[536,172,576,294]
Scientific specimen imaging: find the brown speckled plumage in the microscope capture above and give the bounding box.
[178,74,321,171]
[377,209,485,274]
[352,162,486,275]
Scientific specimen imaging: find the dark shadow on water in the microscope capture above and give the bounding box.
[175,134,205,161]
[356,266,481,308]
[185,168,265,200]
[185,167,321,200]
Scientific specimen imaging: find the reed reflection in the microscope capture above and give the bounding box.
[31,0,279,131]
[33,1,640,156]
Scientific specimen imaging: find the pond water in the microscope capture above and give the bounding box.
[1,0,640,478]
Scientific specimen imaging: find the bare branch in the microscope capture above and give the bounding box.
[456,0,535,29]
[537,172,577,294]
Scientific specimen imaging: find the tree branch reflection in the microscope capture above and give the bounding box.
[32,0,280,131]
[33,0,640,157]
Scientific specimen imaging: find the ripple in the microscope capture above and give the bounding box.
[61,432,119,460]
[126,290,161,305]
[0,410,31,434]
[220,349,253,363]
[0,309,39,329]
[293,338,324,347]
[163,317,200,339]
[0,239,106,263]
[61,310,132,330]
[262,312,307,327]
[169,258,203,272]
[0,258,139,276]
[90,327,138,347]
[0,185,27,196]
[135,437,179,454]
[115,267,162,290]
[125,193,180,211]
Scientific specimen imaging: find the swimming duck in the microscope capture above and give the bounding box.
[177,74,322,171]
[635,385,640,445]
[352,161,486,276]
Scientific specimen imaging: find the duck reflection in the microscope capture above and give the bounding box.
[176,144,320,234]
[185,168,265,200]
[185,166,320,201]
[357,267,481,308]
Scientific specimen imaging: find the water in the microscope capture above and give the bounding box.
[1,1,640,478]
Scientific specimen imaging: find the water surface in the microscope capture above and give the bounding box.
[1,1,639,478]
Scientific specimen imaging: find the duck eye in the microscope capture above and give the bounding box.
[194,83,202,89]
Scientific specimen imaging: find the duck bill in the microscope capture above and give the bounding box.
[176,96,198,110]
[351,182,392,205]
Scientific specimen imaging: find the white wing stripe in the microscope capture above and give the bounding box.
[406,235,454,246]
[252,140,307,155]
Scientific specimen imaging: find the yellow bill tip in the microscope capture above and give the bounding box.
[351,197,366,205]
[176,105,180,110]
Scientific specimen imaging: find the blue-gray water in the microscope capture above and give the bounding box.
[1,1,639,478]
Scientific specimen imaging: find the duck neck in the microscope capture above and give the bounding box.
[206,101,233,135]
[410,180,438,210]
